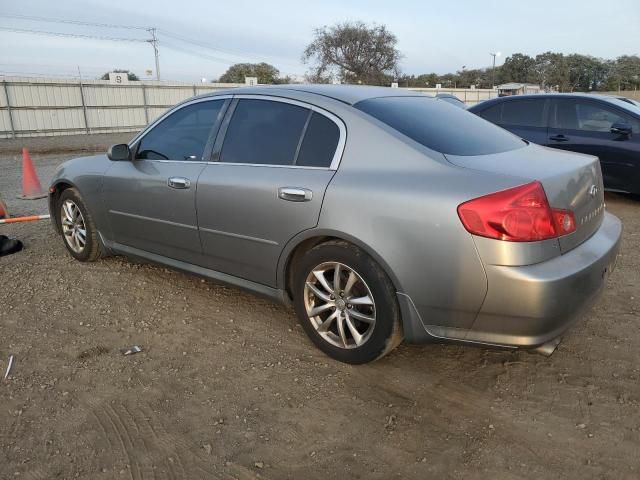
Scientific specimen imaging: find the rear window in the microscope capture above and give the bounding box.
[355,97,525,156]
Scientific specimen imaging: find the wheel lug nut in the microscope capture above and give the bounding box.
[348,304,352,309]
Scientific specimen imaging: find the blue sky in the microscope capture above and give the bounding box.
[1,0,638,81]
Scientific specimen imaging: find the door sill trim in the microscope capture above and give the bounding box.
[106,240,288,304]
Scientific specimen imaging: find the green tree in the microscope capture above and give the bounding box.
[566,54,608,91]
[302,21,402,85]
[533,52,569,91]
[100,69,139,81]
[603,55,640,91]
[498,53,536,84]
[218,62,283,84]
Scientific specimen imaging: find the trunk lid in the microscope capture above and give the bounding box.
[445,144,605,253]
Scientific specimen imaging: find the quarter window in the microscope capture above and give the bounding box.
[296,112,341,168]
[220,99,310,165]
[136,100,224,160]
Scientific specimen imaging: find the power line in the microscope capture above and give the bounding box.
[161,40,237,64]
[0,13,149,30]
[0,18,303,78]
[158,29,302,70]
[0,26,149,42]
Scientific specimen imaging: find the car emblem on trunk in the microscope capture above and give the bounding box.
[589,185,599,197]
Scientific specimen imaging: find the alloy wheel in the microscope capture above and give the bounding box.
[60,199,87,253]
[303,261,376,349]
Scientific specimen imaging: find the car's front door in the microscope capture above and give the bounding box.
[102,98,228,263]
[546,98,640,193]
[196,96,344,286]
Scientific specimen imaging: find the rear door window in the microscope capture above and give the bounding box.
[220,99,310,165]
[136,100,224,160]
[355,96,525,156]
[501,99,546,127]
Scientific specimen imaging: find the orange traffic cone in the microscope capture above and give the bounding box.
[17,148,47,200]
[0,194,8,219]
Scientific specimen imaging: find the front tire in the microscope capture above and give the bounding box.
[292,240,403,364]
[57,188,103,262]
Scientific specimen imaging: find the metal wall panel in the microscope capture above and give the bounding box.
[145,87,195,107]
[0,110,12,137]
[11,108,86,132]
[87,107,146,129]
[84,85,144,106]
[10,83,82,107]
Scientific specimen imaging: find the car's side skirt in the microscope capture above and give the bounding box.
[105,240,290,305]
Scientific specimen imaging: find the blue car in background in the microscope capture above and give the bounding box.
[469,94,640,195]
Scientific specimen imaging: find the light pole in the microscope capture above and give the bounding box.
[490,52,501,89]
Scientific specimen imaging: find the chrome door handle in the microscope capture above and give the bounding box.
[278,187,313,202]
[168,177,191,189]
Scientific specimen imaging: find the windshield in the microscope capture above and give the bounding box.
[355,96,526,156]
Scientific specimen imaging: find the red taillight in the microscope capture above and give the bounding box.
[457,181,576,242]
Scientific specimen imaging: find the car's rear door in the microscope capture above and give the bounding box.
[102,97,229,263]
[196,96,345,287]
[475,98,549,144]
[547,98,640,192]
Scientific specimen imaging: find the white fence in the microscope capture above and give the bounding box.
[0,77,499,139]
[0,77,242,139]
[408,87,499,105]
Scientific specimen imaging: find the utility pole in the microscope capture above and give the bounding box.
[147,27,160,81]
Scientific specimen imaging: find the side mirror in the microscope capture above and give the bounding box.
[610,122,632,136]
[107,144,131,161]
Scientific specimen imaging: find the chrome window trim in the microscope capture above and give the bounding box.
[222,94,347,171]
[128,95,233,149]
[143,159,329,170]
[127,93,347,171]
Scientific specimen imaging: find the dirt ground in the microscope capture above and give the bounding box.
[1,138,639,479]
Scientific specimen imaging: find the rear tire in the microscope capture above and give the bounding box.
[57,188,103,262]
[292,240,403,364]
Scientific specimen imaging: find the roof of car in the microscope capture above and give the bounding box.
[202,84,428,105]
[469,93,640,114]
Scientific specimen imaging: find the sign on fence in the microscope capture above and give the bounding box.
[108,73,129,84]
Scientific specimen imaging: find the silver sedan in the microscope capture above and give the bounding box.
[49,85,622,364]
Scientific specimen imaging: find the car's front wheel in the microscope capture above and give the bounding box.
[292,240,403,364]
[57,188,103,262]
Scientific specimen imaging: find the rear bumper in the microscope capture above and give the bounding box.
[400,211,622,349]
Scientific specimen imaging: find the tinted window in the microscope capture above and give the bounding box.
[476,104,502,123]
[296,112,340,167]
[136,100,223,160]
[501,99,546,127]
[553,99,640,132]
[356,97,525,156]
[221,99,309,165]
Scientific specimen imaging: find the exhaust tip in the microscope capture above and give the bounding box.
[531,337,562,357]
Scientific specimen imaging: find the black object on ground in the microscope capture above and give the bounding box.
[0,235,23,257]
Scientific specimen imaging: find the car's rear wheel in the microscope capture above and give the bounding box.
[57,188,103,262]
[292,240,403,364]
